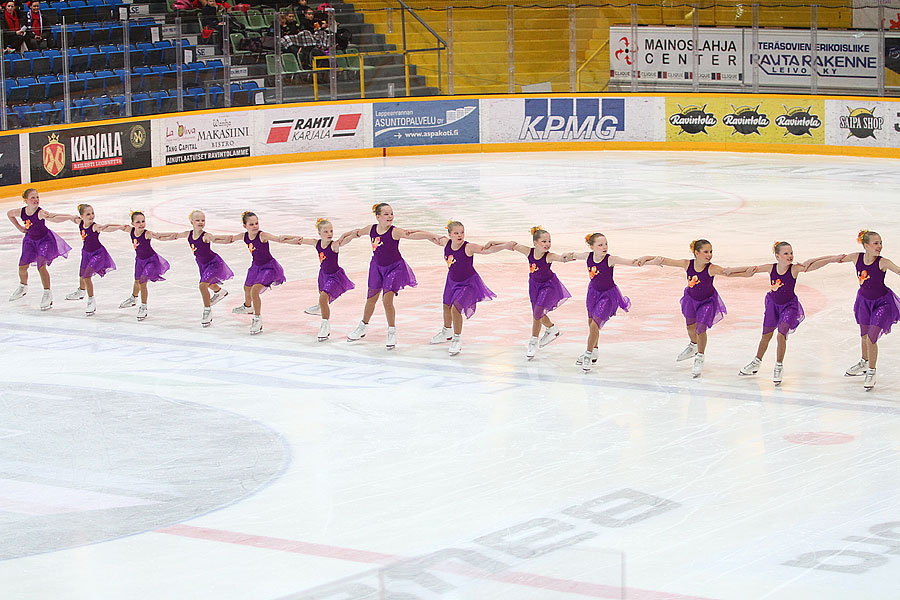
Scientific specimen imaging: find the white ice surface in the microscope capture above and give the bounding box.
[1,151,900,600]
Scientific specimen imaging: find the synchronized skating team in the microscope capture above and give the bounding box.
[7,189,900,389]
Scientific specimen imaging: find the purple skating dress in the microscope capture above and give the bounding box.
[366,224,416,298]
[79,220,116,278]
[854,254,900,342]
[189,230,233,285]
[528,248,571,320]
[762,263,804,337]
[442,241,495,319]
[19,206,71,267]
[680,260,727,334]
[585,253,630,328]
[131,228,170,283]
[317,239,354,302]
[243,232,286,289]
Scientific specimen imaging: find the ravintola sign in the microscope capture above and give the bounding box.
[30,121,152,182]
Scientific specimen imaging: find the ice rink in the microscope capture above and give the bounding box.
[2,151,900,599]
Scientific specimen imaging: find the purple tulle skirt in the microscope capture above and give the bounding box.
[80,245,116,279]
[319,267,355,303]
[367,258,417,298]
[197,254,234,286]
[854,288,900,342]
[681,288,727,334]
[586,284,631,328]
[762,294,805,337]
[244,258,286,289]
[443,272,496,319]
[20,230,72,267]
[134,252,170,283]
[529,273,571,320]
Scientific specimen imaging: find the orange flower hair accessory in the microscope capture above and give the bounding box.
[857,229,869,244]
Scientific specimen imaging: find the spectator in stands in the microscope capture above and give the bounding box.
[2,0,36,53]
[312,10,333,52]
[272,11,301,55]
[24,0,48,50]
[198,0,223,51]
[299,5,315,30]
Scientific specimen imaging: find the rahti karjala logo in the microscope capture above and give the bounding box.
[774,106,821,137]
[839,107,883,139]
[722,105,770,136]
[669,104,717,135]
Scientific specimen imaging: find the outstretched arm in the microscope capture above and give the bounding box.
[7,209,25,233]
[96,223,128,232]
[42,211,76,223]
[260,232,302,244]
[209,233,241,244]
[340,225,370,245]
[172,230,192,240]
[146,230,180,241]
[639,256,690,269]
[393,227,437,242]
[609,255,642,267]
[546,252,577,264]
[881,257,900,276]
[429,234,450,247]
[468,241,507,255]
[565,251,590,262]
[801,253,851,272]
[719,264,766,277]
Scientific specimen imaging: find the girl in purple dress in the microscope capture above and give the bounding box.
[215,211,294,335]
[62,203,118,316]
[297,218,356,342]
[6,188,72,311]
[731,241,835,384]
[494,226,574,359]
[565,233,641,373]
[117,211,177,321]
[342,203,434,349]
[805,230,900,390]
[173,210,234,328]
[641,239,744,378]
[425,220,502,356]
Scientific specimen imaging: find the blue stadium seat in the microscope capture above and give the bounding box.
[6,110,21,129]
[80,46,105,70]
[136,42,161,66]
[88,0,112,21]
[76,71,103,92]
[208,84,223,108]
[44,49,62,72]
[68,48,90,72]
[128,22,148,43]
[183,87,205,110]
[130,66,151,91]
[93,94,118,116]
[94,69,120,94]
[7,83,29,104]
[24,51,51,76]
[155,40,175,64]
[84,21,106,44]
[205,59,223,80]
[66,72,87,94]
[187,61,212,83]
[73,24,92,47]
[53,2,76,22]
[10,55,31,78]
[13,105,33,127]
[102,22,123,44]
[99,44,123,69]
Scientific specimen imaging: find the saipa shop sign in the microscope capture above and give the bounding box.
[665,97,825,144]
[30,121,152,182]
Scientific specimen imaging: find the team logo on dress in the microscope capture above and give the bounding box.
[42,133,66,177]
[669,105,717,135]
[130,124,147,149]
[445,255,456,268]
[529,263,539,274]
[81,229,87,241]
[318,251,326,263]
[371,236,382,252]
[248,243,256,254]
[771,278,783,292]
[858,270,870,285]
[23,219,32,230]
[132,239,140,250]
[775,106,822,137]
[588,266,598,279]
[722,105,770,136]
[687,275,700,288]
[190,243,197,254]
[840,107,883,140]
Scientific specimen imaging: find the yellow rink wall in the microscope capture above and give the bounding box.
[1,93,898,200]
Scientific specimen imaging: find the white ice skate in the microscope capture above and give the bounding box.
[526,337,538,359]
[430,326,452,344]
[232,303,253,314]
[317,320,330,341]
[575,348,599,366]
[677,342,698,362]
[539,325,561,348]
[9,284,27,301]
[864,368,876,390]
[347,320,368,341]
[209,289,228,306]
[581,351,592,373]
[85,297,96,316]
[250,315,263,335]
[773,362,783,384]
[65,288,86,300]
[304,304,321,316]
[739,357,761,376]
[40,289,52,311]
[119,296,137,309]
[386,327,397,349]
[845,359,868,376]
[201,307,212,327]
[692,353,704,378]
[449,334,462,356]
[137,304,148,321]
